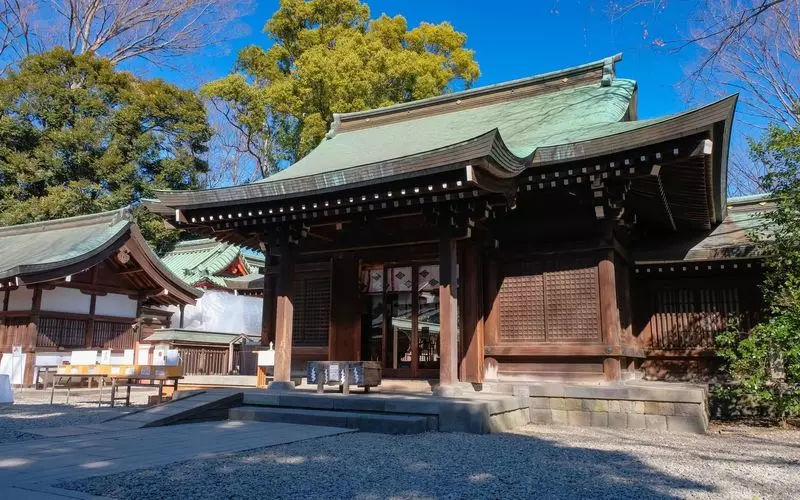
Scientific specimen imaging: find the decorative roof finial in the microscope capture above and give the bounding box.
[601,57,615,87]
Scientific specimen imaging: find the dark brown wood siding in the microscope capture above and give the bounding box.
[291,268,331,347]
[497,257,601,344]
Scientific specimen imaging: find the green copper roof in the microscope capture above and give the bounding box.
[161,238,253,289]
[143,328,260,345]
[0,208,202,305]
[0,209,131,281]
[153,54,736,227]
[634,197,773,263]
[260,78,636,184]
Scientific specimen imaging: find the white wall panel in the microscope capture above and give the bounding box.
[96,293,138,318]
[7,287,34,311]
[41,287,91,314]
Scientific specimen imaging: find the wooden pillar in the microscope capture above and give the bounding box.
[24,287,42,387]
[599,251,622,381]
[329,254,361,361]
[85,294,97,348]
[178,304,185,329]
[261,256,277,347]
[459,240,484,383]
[482,257,500,381]
[269,230,296,390]
[435,235,460,394]
[2,288,8,329]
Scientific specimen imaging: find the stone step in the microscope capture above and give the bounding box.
[229,405,431,434]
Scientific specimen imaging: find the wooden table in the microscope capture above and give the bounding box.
[49,374,107,406]
[108,375,182,407]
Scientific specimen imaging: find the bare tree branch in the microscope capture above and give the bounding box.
[0,0,252,68]
[609,0,798,194]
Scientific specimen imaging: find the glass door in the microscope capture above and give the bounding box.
[360,262,442,378]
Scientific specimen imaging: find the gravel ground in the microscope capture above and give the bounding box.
[0,388,157,444]
[58,424,800,499]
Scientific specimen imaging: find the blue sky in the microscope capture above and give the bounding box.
[153,0,705,122]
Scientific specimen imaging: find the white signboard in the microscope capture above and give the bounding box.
[0,353,25,385]
[11,345,22,357]
[100,350,112,365]
[166,349,179,366]
[137,347,151,365]
[70,350,98,366]
[152,346,167,366]
[121,349,135,365]
[257,350,275,367]
[35,353,69,367]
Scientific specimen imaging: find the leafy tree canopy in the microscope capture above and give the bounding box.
[0,48,212,251]
[752,125,800,303]
[715,124,800,421]
[202,0,480,177]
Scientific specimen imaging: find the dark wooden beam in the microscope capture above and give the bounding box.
[484,345,644,358]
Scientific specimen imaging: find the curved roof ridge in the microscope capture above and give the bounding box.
[328,53,623,138]
[0,206,131,237]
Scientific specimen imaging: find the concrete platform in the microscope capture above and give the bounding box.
[231,406,431,434]
[484,380,709,433]
[233,390,531,434]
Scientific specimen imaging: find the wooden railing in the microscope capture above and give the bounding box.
[177,345,258,376]
[179,347,228,375]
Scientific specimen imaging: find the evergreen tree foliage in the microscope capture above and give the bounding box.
[0,48,212,252]
[202,0,480,177]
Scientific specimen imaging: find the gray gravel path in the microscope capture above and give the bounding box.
[57,424,800,499]
[0,388,156,444]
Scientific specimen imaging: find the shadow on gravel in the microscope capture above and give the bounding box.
[57,431,715,499]
[0,403,134,444]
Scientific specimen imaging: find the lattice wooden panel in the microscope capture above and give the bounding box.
[651,286,740,349]
[92,321,135,350]
[544,262,601,342]
[499,262,546,343]
[37,316,86,348]
[292,272,331,347]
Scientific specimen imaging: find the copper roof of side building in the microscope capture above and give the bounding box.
[160,238,264,290]
[632,194,774,264]
[0,208,202,306]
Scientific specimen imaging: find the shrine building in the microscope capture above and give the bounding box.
[153,54,764,392]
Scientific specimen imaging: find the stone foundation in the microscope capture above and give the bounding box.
[484,381,709,434]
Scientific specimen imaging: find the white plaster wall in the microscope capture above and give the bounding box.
[95,293,138,318]
[7,287,34,311]
[41,287,91,314]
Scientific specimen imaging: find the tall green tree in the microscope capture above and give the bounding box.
[202,0,480,178]
[0,48,211,251]
[715,125,800,421]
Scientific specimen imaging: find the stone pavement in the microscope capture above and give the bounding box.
[0,421,354,499]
